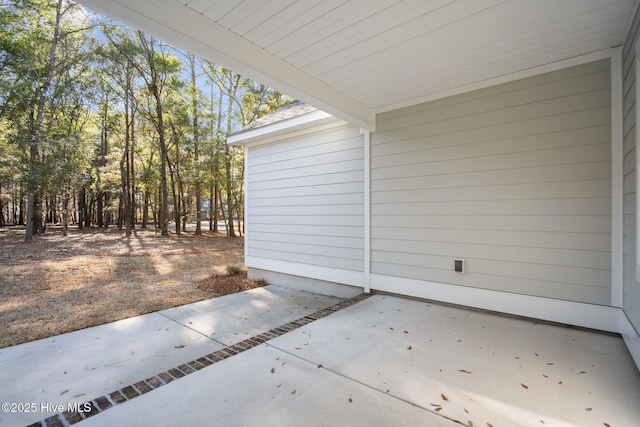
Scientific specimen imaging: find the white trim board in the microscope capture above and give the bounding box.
[243,145,249,259]
[611,47,624,307]
[228,110,342,146]
[635,36,640,282]
[362,128,371,294]
[229,119,352,148]
[370,274,621,333]
[245,256,365,288]
[621,312,640,370]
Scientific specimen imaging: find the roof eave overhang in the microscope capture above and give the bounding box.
[228,110,350,147]
[79,0,376,131]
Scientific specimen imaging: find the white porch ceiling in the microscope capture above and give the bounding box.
[79,0,635,130]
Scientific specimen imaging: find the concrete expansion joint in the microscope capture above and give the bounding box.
[26,292,373,427]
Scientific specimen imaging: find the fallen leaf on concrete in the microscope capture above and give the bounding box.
[458,369,472,374]
[348,398,353,403]
[407,345,412,350]
[270,368,275,373]
[521,384,529,389]
[291,389,296,395]
[174,344,186,349]
[585,408,592,411]
[60,389,68,395]
[441,393,449,401]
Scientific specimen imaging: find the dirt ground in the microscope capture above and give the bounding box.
[0,226,262,349]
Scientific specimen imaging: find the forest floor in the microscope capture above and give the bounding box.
[0,226,262,349]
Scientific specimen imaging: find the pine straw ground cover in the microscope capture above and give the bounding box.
[0,226,264,349]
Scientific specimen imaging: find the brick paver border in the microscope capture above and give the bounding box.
[27,292,372,427]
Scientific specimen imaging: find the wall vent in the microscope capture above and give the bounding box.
[454,259,465,273]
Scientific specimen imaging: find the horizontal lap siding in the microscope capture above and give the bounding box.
[623,8,640,331]
[247,125,364,272]
[371,60,612,305]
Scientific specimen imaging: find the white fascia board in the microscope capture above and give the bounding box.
[228,110,342,146]
[79,0,376,131]
[231,120,353,148]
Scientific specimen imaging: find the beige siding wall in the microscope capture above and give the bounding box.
[623,8,640,331]
[371,60,612,305]
[247,125,364,272]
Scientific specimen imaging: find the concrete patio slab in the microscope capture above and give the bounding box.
[269,294,640,427]
[6,290,640,427]
[159,285,342,346]
[80,343,454,427]
[0,285,342,427]
[0,312,223,427]
[52,293,640,426]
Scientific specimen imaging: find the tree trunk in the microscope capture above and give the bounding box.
[169,162,179,235]
[138,32,170,237]
[103,193,110,229]
[117,192,123,230]
[224,80,236,238]
[189,54,202,235]
[208,184,214,232]
[142,189,149,229]
[218,186,227,231]
[25,0,64,242]
[62,196,69,237]
[214,182,219,232]
[180,178,187,232]
[168,123,180,235]
[97,194,104,228]
[129,105,136,233]
[0,186,5,228]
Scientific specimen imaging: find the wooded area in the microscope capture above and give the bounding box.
[0,0,290,241]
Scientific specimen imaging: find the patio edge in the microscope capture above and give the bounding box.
[26,292,372,427]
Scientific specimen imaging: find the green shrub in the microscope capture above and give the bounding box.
[226,265,242,276]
